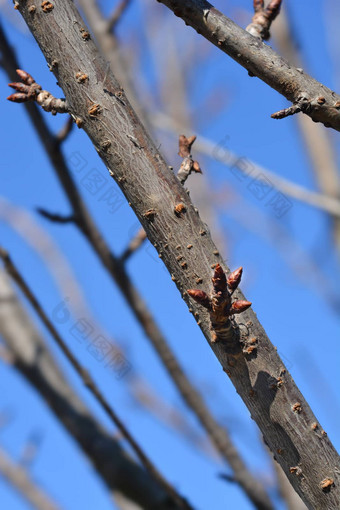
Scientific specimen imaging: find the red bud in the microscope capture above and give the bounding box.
[8,82,29,93]
[230,300,252,314]
[187,289,211,309]
[16,69,35,85]
[212,264,227,292]
[7,93,29,103]
[227,267,243,291]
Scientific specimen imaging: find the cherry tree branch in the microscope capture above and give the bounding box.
[156,0,340,131]
[7,2,340,508]
[0,23,273,510]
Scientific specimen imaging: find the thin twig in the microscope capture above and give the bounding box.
[120,227,147,263]
[0,447,62,510]
[0,249,192,510]
[151,112,340,219]
[37,208,76,224]
[107,0,132,32]
[55,116,74,144]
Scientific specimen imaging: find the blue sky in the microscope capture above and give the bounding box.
[0,1,339,509]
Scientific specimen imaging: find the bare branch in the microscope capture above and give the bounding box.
[0,447,62,510]
[120,228,147,263]
[157,0,340,131]
[7,3,340,508]
[0,270,186,509]
[0,22,273,510]
[107,0,132,32]
[0,249,192,510]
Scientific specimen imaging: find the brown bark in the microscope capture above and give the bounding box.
[10,2,340,509]
[157,0,340,131]
[0,24,272,510]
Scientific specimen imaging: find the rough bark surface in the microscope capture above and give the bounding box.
[0,24,273,510]
[157,0,340,132]
[13,2,340,509]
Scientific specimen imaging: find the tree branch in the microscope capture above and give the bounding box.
[156,0,340,131]
[151,111,340,219]
[0,22,273,510]
[0,250,191,510]
[107,0,132,33]
[8,3,340,508]
[0,270,186,510]
[0,447,62,510]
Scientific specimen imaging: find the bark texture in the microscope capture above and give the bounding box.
[0,24,272,510]
[157,0,340,131]
[12,2,340,509]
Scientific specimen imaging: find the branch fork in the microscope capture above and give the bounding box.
[187,264,251,343]
[7,69,68,115]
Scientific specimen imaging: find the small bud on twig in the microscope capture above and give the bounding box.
[177,134,202,185]
[187,264,251,343]
[7,69,68,115]
[212,264,227,293]
[230,300,252,315]
[227,267,243,292]
[187,289,211,309]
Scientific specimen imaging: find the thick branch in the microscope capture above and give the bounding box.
[10,3,340,508]
[156,0,340,131]
[0,23,272,510]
